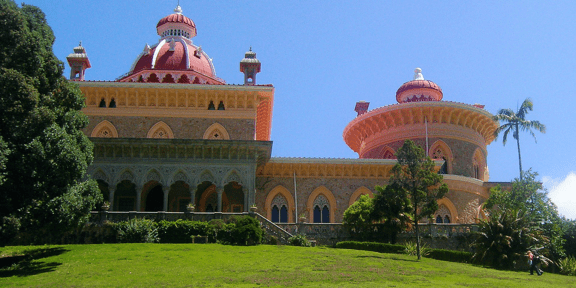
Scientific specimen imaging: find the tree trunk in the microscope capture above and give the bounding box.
[415,206,421,260]
[516,123,523,180]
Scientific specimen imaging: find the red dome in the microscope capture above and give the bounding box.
[131,40,214,77]
[396,80,443,103]
[157,13,196,30]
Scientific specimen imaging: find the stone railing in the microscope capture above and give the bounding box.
[251,213,293,245]
[277,223,351,246]
[401,223,479,237]
[89,211,251,224]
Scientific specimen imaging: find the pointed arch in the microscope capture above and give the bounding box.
[198,169,215,184]
[147,121,174,139]
[348,186,374,206]
[169,170,188,186]
[265,185,295,223]
[429,140,453,174]
[307,186,337,223]
[145,169,164,186]
[91,120,119,138]
[380,146,396,159]
[437,197,458,223]
[473,148,487,181]
[203,122,230,140]
[222,169,243,186]
[92,169,110,183]
[116,169,135,184]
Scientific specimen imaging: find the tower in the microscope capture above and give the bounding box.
[240,48,261,85]
[66,42,91,81]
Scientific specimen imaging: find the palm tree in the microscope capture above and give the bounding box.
[493,98,546,180]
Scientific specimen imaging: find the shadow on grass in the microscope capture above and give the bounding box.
[355,254,419,263]
[0,247,69,278]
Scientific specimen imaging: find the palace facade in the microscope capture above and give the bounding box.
[71,6,502,225]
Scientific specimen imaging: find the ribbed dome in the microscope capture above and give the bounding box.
[156,6,197,39]
[395,68,443,103]
[157,13,195,29]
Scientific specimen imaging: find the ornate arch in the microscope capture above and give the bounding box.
[380,146,396,159]
[472,148,487,181]
[348,186,374,206]
[91,120,119,138]
[203,122,230,140]
[436,197,459,223]
[147,121,174,139]
[169,170,188,186]
[222,170,243,186]
[116,169,135,184]
[145,169,164,186]
[429,140,453,174]
[265,185,295,223]
[198,169,216,184]
[306,186,337,223]
[92,169,110,183]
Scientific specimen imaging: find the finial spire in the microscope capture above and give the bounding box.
[174,3,182,14]
[413,67,424,80]
[79,41,82,46]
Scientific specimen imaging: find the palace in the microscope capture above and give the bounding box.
[71,5,502,225]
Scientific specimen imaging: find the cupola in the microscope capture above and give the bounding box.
[395,68,443,103]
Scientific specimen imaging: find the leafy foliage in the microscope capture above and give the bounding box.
[472,209,548,269]
[157,219,209,243]
[288,234,311,247]
[559,256,576,276]
[371,185,412,244]
[219,216,263,246]
[404,241,430,257]
[343,194,375,241]
[0,0,101,245]
[115,218,159,243]
[379,140,448,259]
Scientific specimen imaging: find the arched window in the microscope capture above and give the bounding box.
[208,101,215,110]
[322,206,329,223]
[203,123,230,140]
[99,98,106,108]
[109,98,116,108]
[313,195,330,223]
[91,120,119,138]
[271,206,280,223]
[436,215,443,223]
[444,215,451,223]
[473,149,486,180]
[430,140,453,174]
[217,101,225,110]
[313,206,321,223]
[280,206,288,223]
[147,121,174,139]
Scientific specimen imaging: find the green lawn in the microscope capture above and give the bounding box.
[0,244,574,287]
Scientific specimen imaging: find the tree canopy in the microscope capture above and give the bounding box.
[0,0,101,245]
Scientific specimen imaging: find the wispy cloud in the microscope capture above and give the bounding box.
[543,172,576,220]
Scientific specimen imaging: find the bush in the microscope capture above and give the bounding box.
[289,234,311,247]
[426,249,473,263]
[157,220,209,243]
[559,256,576,276]
[227,216,263,246]
[404,241,430,257]
[335,241,404,254]
[114,218,159,243]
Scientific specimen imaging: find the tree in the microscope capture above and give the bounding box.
[493,98,546,180]
[343,194,375,241]
[384,140,448,259]
[371,185,412,244]
[483,170,565,269]
[0,0,101,245]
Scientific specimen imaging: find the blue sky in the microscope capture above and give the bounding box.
[23,1,576,219]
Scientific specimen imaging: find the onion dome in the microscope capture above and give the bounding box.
[395,68,443,103]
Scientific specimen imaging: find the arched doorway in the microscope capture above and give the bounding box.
[224,181,244,212]
[114,180,136,211]
[168,181,190,212]
[95,179,109,211]
[145,184,164,211]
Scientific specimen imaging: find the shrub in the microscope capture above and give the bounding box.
[114,218,159,243]
[228,216,263,245]
[404,241,430,257]
[426,249,473,263]
[559,256,576,276]
[157,220,209,243]
[289,234,311,247]
[335,241,405,254]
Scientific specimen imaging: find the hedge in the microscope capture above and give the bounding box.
[335,241,405,254]
[426,248,473,263]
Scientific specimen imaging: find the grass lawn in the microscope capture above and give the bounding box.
[0,244,574,287]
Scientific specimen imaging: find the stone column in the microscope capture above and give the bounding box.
[216,186,224,212]
[135,184,142,211]
[190,184,198,207]
[162,186,169,212]
[108,186,116,211]
[243,187,249,212]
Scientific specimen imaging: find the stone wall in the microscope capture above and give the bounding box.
[85,116,255,140]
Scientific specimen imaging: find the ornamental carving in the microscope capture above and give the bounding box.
[271,194,288,208]
[313,195,329,209]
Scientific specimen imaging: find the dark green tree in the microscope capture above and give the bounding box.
[382,140,448,259]
[493,98,546,180]
[0,0,101,245]
[371,185,412,244]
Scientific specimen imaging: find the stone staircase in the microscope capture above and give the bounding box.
[252,212,293,245]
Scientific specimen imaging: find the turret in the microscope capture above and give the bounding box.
[66,42,91,81]
[240,48,261,85]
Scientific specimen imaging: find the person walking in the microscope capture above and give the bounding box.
[528,250,542,276]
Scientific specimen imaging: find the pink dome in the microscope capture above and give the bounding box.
[132,41,214,77]
[396,80,443,103]
[157,13,196,29]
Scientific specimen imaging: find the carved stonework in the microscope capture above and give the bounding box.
[313,195,329,209]
[271,194,287,208]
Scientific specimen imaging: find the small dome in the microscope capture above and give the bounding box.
[395,68,443,103]
[156,6,197,39]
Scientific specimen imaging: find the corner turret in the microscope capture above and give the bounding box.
[66,42,91,81]
[240,47,261,85]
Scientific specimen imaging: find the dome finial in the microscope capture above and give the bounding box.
[174,2,183,15]
[414,68,424,80]
[413,68,424,80]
